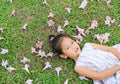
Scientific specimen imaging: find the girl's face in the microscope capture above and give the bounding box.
[61,37,81,58]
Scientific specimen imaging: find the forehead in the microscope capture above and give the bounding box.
[61,37,73,45]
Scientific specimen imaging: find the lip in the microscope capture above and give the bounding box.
[75,47,79,52]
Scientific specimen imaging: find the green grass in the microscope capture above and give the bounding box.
[0,0,120,84]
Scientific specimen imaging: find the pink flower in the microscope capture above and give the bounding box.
[79,76,89,80]
[43,0,48,5]
[57,26,64,33]
[111,18,116,23]
[21,57,30,64]
[26,79,33,84]
[0,28,3,32]
[11,10,15,16]
[105,16,111,26]
[22,64,30,73]
[0,37,3,40]
[48,12,54,18]
[64,79,68,84]
[10,0,12,3]
[6,66,16,72]
[1,60,8,68]
[22,23,28,30]
[38,50,46,58]
[89,20,98,29]
[63,20,69,28]
[35,41,43,48]
[0,48,9,54]
[79,0,88,9]
[106,0,111,5]
[93,33,110,44]
[76,25,86,36]
[47,20,55,27]
[65,7,71,14]
[31,47,37,54]
[74,33,83,43]
[46,52,54,57]
[43,62,52,70]
[55,67,62,77]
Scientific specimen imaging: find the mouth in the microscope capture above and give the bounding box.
[75,47,79,52]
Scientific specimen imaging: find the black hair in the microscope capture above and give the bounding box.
[48,34,71,55]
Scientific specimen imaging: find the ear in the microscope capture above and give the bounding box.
[59,54,68,59]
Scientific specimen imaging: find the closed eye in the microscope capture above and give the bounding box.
[67,47,70,50]
[71,41,74,44]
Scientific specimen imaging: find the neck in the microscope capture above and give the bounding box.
[72,55,79,61]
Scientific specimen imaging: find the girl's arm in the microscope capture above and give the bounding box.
[89,43,120,60]
[74,65,120,80]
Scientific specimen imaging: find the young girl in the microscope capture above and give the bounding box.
[49,34,120,84]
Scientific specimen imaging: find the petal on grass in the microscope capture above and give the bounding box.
[55,67,62,77]
[48,12,54,18]
[26,79,33,84]
[0,48,9,54]
[22,64,30,73]
[21,57,30,64]
[43,62,52,70]
[1,60,8,68]
[65,7,71,14]
[79,0,88,9]
[6,66,16,72]
[63,20,69,28]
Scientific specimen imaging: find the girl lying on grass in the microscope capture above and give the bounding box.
[49,34,120,84]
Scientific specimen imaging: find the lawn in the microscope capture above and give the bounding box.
[0,0,120,84]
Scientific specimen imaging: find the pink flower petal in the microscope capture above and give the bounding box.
[21,57,30,64]
[46,52,54,57]
[22,64,30,73]
[43,0,48,5]
[48,12,54,18]
[11,10,15,16]
[64,79,68,84]
[63,20,69,28]
[0,48,9,54]
[6,66,16,72]
[35,41,43,48]
[0,28,3,32]
[57,26,64,33]
[38,50,46,58]
[47,20,54,27]
[55,67,62,77]
[79,0,88,9]
[31,47,37,54]
[26,79,33,84]
[22,23,28,30]
[1,60,8,68]
[43,62,52,70]
[65,7,71,14]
